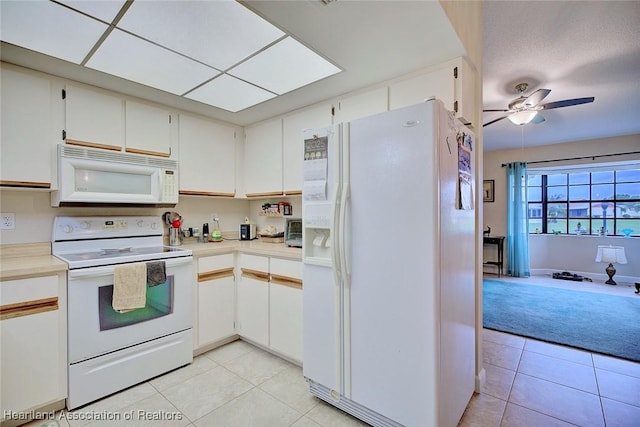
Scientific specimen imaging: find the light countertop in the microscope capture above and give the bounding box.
[181,238,302,260]
[0,240,301,281]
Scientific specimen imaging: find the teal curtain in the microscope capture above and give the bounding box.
[506,162,530,277]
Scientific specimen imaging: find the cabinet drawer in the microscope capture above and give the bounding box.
[238,253,269,273]
[198,253,234,274]
[1,276,58,305]
[270,258,302,280]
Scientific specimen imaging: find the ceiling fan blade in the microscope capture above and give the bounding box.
[483,115,510,127]
[531,114,546,124]
[523,88,551,107]
[541,97,595,110]
[483,108,510,112]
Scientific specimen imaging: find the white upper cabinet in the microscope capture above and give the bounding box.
[179,114,237,197]
[64,84,125,151]
[125,100,172,157]
[389,56,476,125]
[334,87,388,124]
[282,103,333,195]
[0,67,53,188]
[244,118,283,198]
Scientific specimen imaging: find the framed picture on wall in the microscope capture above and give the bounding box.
[483,180,495,203]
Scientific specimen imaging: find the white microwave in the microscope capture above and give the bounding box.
[52,144,179,207]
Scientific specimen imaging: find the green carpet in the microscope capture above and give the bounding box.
[483,279,640,362]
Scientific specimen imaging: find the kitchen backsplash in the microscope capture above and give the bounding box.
[0,189,302,245]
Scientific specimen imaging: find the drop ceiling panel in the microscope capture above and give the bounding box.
[229,37,341,95]
[116,0,285,70]
[185,74,276,113]
[0,1,108,64]
[86,29,219,95]
[59,0,126,24]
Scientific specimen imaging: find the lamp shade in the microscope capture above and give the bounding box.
[595,245,627,264]
[508,110,538,125]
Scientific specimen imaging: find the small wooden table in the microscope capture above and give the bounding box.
[483,236,505,277]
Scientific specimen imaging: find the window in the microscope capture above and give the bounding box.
[527,166,640,236]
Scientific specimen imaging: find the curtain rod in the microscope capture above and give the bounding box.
[501,151,640,168]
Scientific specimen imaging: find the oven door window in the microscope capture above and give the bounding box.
[98,276,174,331]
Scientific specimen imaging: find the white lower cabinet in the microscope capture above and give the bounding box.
[236,254,270,347]
[236,254,303,363]
[0,274,66,422]
[196,254,236,349]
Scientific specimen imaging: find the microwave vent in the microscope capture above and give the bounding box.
[60,145,177,169]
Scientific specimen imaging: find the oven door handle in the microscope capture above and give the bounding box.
[67,256,193,279]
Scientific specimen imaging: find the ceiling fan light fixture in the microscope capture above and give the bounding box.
[508,110,538,125]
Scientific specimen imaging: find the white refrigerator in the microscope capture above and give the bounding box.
[302,99,476,427]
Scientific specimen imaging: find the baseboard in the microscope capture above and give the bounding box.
[475,367,486,393]
[530,269,638,285]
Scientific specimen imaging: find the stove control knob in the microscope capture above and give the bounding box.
[63,224,73,233]
[137,220,145,228]
[150,222,158,230]
[80,221,90,230]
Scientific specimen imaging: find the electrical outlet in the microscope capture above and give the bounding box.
[1,213,15,230]
[212,213,219,223]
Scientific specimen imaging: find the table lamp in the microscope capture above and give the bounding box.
[595,245,627,285]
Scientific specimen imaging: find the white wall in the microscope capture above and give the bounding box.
[0,190,249,245]
[482,134,640,281]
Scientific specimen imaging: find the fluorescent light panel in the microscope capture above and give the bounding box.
[185,74,277,113]
[58,0,126,24]
[0,1,341,113]
[116,0,285,70]
[86,29,219,96]
[230,37,342,95]
[0,0,108,64]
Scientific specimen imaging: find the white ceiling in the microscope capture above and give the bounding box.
[2,1,637,153]
[482,1,640,151]
[0,0,463,126]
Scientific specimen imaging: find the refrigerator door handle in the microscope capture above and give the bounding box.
[339,182,350,286]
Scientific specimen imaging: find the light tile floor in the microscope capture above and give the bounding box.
[22,274,640,427]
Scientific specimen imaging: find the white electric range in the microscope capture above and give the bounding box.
[52,216,194,410]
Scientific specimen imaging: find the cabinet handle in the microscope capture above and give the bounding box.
[125,147,171,158]
[66,139,121,151]
[198,268,234,282]
[270,274,303,290]
[0,180,51,189]
[0,297,58,320]
[180,190,236,198]
[245,191,284,198]
[241,268,270,282]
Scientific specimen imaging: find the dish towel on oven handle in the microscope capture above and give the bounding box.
[146,261,167,287]
[113,262,147,313]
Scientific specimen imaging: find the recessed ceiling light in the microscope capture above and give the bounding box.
[185,74,277,113]
[0,0,108,64]
[86,29,219,95]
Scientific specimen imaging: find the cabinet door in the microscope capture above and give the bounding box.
[198,275,235,347]
[236,273,269,346]
[0,67,53,188]
[334,87,388,123]
[179,114,236,197]
[269,258,303,362]
[389,66,452,112]
[64,84,125,151]
[1,276,65,418]
[282,104,332,195]
[125,100,172,157]
[244,119,283,198]
[269,282,302,362]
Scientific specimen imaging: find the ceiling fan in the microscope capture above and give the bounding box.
[483,83,595,127]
